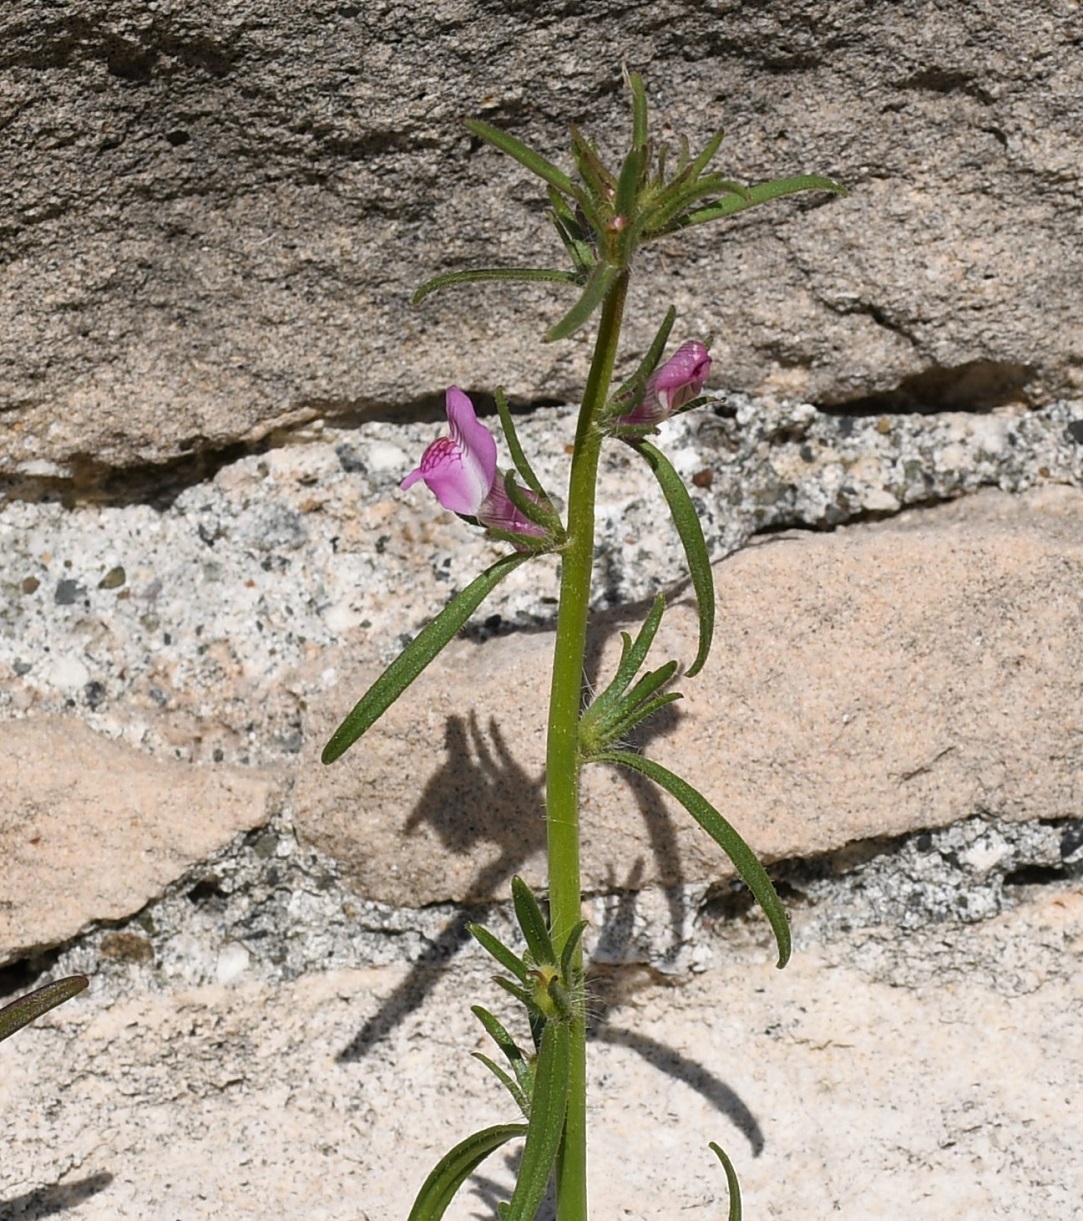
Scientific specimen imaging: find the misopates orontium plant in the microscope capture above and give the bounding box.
[322,70,843,1220]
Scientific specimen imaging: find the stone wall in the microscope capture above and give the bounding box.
[2,5,1082,1215]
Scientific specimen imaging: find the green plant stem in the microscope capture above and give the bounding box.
[546,268,629,1220]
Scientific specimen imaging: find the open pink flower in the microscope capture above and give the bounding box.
[401,386,497,514]
[401,387,548,538]
[618,340,712,427]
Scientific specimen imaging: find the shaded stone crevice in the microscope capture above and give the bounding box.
[753,813,1083,935]
[0,391,565,511]
[816,358,1037,414]
[5,806,1079,1005]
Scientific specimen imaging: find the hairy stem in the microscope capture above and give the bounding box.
[546,269,630,1219]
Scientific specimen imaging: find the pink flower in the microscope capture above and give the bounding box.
[401,387,548,538]
[618,340,712,427]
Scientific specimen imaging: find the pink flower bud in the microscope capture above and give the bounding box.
[619,340,712,427]
[401,386,497,515]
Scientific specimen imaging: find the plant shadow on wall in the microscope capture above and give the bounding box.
[334,607,687,1061]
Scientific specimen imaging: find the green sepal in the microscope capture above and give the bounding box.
[709,1141,743,1221]
[628,439,715,676]
[512,876,557,968]
[469,924,531,986]
[472,1053,530,1117]
[472,1005,535,1109]
[495,388,551,502]
[464,117,581,200]
[666,174,846,232]
[595,751,791,968]
[608,306,677,416]
[321,552,532,763]
[0,975,88,1044]
[413,266,578,306]
[482,523,558,553]
[407,1123,528,1221]
[504,1018,571,1221]
[501,469,563,536]
[545,258,620,342]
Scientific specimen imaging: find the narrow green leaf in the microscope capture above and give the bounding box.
[597,751,791,968]
[642,174,751,237]
[473,1053,530,1116]
[583,661,682,753]
[559,920,588,984]
[615,145,645,220]
[569,123,615,203]
[608,594,666,694]
[709,1142,743,1221]
[407,1123,527,1221]
[495,389,548,499]
[472,1005,535,1105]
[686,126,727,182]
[494,977,536,1011]
[609,305,677,412]
[464,117,580,198]
[0,975,88,1044]
[512,877,556,967]
[668,174,846,231]
[619,660,680,718]
[322,552,532,763]
[413,266,578,306]
[504,1019,571,1221]
[626,69,649,150]
[580,594,667,736]
[629,439,715,676]
[546,187,596,277]
[469,924,531,985]
[544,259,619,343]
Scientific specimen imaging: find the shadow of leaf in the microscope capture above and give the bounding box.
[0,1172,114,1220]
